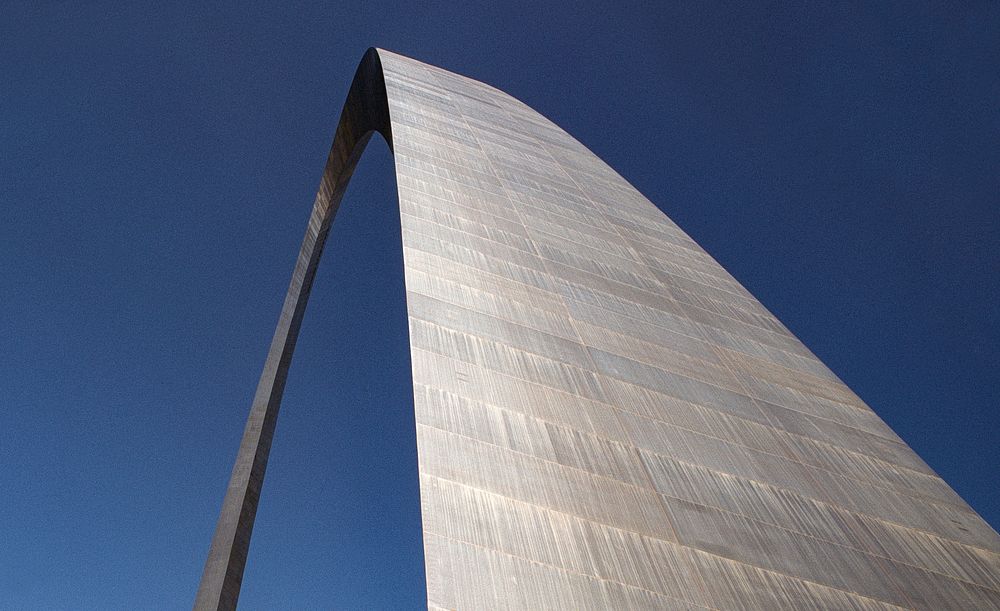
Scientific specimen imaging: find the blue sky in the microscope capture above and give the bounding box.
[1,2,998,608]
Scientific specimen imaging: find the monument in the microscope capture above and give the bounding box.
[195,48,1000,609]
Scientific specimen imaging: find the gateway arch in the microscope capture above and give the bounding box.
[196,48,1000,610]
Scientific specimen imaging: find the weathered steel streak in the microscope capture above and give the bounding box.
[196,48,1000,610]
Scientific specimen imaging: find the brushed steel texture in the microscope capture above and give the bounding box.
[196,48,1000,610]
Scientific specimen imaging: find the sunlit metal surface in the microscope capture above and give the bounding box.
[196,48,1000,610]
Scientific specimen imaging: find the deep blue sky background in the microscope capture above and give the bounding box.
[2,2,998,609]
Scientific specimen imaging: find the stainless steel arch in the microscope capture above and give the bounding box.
[196,48,1000,610]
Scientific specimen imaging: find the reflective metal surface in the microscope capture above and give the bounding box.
[197,48,1000,610]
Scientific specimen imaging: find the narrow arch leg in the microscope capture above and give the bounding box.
[194,49,390,611]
